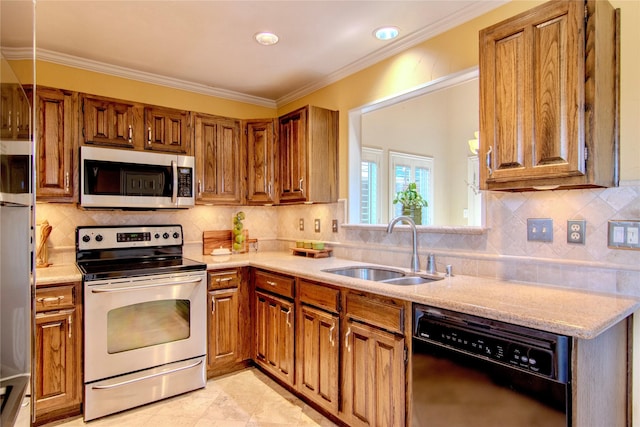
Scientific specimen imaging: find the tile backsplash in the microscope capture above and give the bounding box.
[36,183,640,296]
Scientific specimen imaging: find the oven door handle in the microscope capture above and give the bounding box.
[90,277,203,293]
[90,359,203,390]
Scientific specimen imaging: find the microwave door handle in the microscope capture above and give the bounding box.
[171,160,178,205]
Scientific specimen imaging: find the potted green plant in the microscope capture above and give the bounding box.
[393,182,427,225]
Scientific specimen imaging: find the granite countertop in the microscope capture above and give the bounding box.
[35,251,639,340]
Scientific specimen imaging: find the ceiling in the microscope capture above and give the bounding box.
[1,1,505,107]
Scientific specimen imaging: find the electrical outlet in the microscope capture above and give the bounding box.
[299,218,304,231]
[567,220,586,244]
[527,218,553,242]
[314,219,321,233]
[332,219,338,233]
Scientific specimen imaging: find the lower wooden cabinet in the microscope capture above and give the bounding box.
[297,305,339,414]
[207,268,251,377]
[254,290,295,386]
[34,283,82,425]
[342,319,406,427]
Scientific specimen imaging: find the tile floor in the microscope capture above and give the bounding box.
[51,368,337,427]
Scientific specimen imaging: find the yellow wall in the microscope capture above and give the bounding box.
[284,0,640,197]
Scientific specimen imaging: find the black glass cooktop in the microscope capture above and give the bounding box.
[78,256,206,281]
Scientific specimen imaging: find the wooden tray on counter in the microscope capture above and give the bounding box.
[290,247,333,258]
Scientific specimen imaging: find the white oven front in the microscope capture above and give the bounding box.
[84,270,206,383]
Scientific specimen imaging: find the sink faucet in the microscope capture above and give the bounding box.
[386,215,419,273]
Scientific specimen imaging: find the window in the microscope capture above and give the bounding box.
[360,147,383,224]
[389,151,434,225]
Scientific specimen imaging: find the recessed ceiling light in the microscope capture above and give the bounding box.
[254,32,279,46]
[374,26,399,41]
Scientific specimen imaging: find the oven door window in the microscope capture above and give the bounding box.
[107,299,190,353]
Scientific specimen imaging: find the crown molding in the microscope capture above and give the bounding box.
[275,1,506,106]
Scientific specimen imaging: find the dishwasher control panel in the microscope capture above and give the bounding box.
[413,304,570,383]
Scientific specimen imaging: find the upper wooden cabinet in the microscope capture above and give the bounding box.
[144,105,191,154]
[245,119,277,205]
[277,106,338,203]
[479,0,619,191]
[1,83,31,140]
[80,94,143,149]
[194,113,243,204]
[35,87,77,202]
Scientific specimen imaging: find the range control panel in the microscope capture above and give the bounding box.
[76,225,183,251]
[413,304,570,383]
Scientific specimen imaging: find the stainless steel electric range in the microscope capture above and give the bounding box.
[76,225,207,421]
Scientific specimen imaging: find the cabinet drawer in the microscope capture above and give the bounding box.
[254,270,294,299]
[299,280,340,313]
[345,292,405,334]
[208,269,239,290]
[36,285,76,312]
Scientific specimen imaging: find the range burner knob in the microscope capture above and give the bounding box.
[82,235,91,243]
[173,232,180,239]
[163,232,170,239]
[154,233,160,239]
[95,234,103,242]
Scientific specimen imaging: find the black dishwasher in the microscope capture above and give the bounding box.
[412,304,571,427]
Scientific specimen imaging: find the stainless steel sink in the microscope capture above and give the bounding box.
[322,266,444,285]
[322,266,406,281]
[380,275,443,285]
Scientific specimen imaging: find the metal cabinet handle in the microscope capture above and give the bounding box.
[345,326,351,352]
[215,277,233,283]
[486,146,493,176]
[329,322,335,346]
[65,172,70,191]
[147,127,152,145]
[7,111,11,133]
[266,280,277,287]
[299,178,304,193]
[284,308,291,328]
[211,295,215,314]
[198,180,202,195]
[37,296,65,303]
[128,125,133,143]
[68,314,72,339]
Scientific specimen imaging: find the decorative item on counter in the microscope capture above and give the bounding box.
[291,241,332,258]
[393,182,427,225]
[36,220,52,268]
[232,211,246,253]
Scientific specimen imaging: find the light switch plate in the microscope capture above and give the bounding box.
[608,220,640,250]
[299,218,304,231]
[314,219,321,233]
[527,218,553,242]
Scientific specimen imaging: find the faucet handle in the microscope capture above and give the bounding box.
[426,253,436,274]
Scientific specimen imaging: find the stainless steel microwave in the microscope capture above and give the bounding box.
[80,146,195,209]
[0,140,32,206]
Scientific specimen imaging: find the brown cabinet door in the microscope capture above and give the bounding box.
[207,288,239,371]
[246,119,276,205]
[144,106,191,154]
[298,305,339,414]
[254,291,295,386]
[278,108,307,203]
[35,88,76,201]
[81,95,142,149]
[34,308,80,417]
[1,83,31,140]
[480,0,586,189]
[342,320,405,427]
[194,114,242,204]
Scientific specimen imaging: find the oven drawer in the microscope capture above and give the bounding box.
[36,284,76,312]
[254,270,294,299]
[208,269,239,290]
